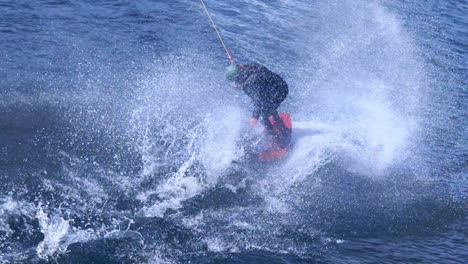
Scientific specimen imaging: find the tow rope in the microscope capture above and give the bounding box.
[199,0,235,64]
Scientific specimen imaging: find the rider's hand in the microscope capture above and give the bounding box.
[249,118,258,126]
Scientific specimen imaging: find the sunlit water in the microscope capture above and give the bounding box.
[0,0,466,263]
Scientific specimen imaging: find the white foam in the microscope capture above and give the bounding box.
[36,207,96,260]
[139,105,245,217]
[142,154,205,217]
[205,237,228,253]
[0,195,36,242]
[147,250,175,264]
[200,108,244,183]
[288,0,421,177]
[256,120,337,206]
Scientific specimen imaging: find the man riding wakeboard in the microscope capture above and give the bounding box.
[225,63,289,133]
[225,63,289,149]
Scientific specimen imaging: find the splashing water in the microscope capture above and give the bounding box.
[36,206,96,260]
[0,0,466,263]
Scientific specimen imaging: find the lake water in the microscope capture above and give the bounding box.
[0,0,466,263]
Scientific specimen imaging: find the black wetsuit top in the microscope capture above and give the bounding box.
[235,63,289,120]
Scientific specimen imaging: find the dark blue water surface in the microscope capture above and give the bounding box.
[1,0,467,263]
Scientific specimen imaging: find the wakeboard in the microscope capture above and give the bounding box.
[258,113,292,161]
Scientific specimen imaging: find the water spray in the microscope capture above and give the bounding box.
[199,0,236,64]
